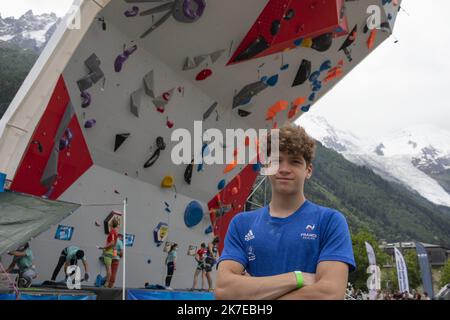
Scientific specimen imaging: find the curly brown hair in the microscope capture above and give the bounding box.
[267,122,316,164]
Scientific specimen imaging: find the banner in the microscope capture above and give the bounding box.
[365,241,377,266]
[394,247,410,293]
[365,242,380,299]
[415,242,434,298]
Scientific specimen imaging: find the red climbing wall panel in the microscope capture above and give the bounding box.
[228,0,347,65]
[208,164,259,253]
[10,75,93,200]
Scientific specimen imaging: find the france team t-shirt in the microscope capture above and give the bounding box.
[218,200,356,276]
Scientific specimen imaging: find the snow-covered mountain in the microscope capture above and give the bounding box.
[0,10,59,53]
[298,114,450,208]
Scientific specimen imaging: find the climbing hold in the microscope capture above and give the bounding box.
[114,133,130,152]
[280,64,289,71]
[114,45,138,73]
[143,70,155,98]
[237,109,251,117]
[184,160,193,184]
[217,179,226,190]
[252,163,261,172]
[124,6,139,17]
[266,100,289,121]
[84,119,96,128]
[292,59,311,87]
[320,60,332,72]
[59,128,74,151]
[367,29,377,50]
[301,38,313,48]
[293,38,303,46]
[308,92,316,102]
[173,0,206,23]
[288,104,300,119]
[161,176,174,188]
[144,137,166,168]
[203,102,218,121]
[293,97,306,107]
[309,71,321,83]
[81,91,91,108]
[311,33,333,52]
[233,35,269,63]
[284,8,295,20]
[271,20,281,36]
[204,225,213,234]
[95,221,101,227]
[266,74,279,87]
[184,201,204,228]
[196,68,213,81]
[260,76,268,82]
[231,187,238,195]
[153,222,169,247]
[166,117,174,129]
[223,161,237,174]
[233,80,268,109]
[130,88,144,118]
[147,259,152,264]
[301,105,311,112]
[77,53,104,92]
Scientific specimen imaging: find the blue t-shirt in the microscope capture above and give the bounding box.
[218,200,356,276]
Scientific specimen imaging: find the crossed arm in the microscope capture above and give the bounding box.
[215,260,348,300]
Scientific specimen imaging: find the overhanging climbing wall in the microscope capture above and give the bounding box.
[1,0,402,288]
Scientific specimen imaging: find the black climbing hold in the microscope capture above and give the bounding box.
[292,59,311,87]
[233,36,269,63]
[184,159,194,184]
[115,133,130,152]
[143,136,166,168]
[238,109,252,117]
[271,20,281,36]
[311,33,333,52]
[284,9,295,20]
[339,25,357,51]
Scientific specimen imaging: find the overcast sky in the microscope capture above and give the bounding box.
[1,1,449,138]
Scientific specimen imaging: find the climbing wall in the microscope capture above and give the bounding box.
[3,0,402,288]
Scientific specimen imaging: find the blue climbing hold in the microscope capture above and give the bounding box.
[205,225,213,234]
[309,71,321,83]
[261,76,268,82]
[184,201,204,228]
[320,60,332,72]
[280,64,289,71]
[218,179,226,190]
[301,105,311,112]
[266,74,279,87]
[252,163,261,172]
[165,207,171,213]
[309,92,316,101]
[197,163,204,172]
[202,143,210,157]
[294,38,304,46]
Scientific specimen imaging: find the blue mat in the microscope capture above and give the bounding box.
[0,293,96,300]
[127,289,214,300]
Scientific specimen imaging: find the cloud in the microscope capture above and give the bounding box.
[302,0,450,138]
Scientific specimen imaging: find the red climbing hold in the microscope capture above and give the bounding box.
[196,69,213,81]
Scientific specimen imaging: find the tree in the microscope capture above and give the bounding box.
[440,259,450,287]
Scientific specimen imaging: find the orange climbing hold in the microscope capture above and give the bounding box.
[367,29,377,50]
[223,160,237,173]
[292,97,306,107]
[266,100,289,121]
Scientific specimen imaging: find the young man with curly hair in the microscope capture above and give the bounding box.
[215,123,355,300]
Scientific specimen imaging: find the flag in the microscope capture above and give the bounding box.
[394,247,410,293]
[415,242,434,298]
